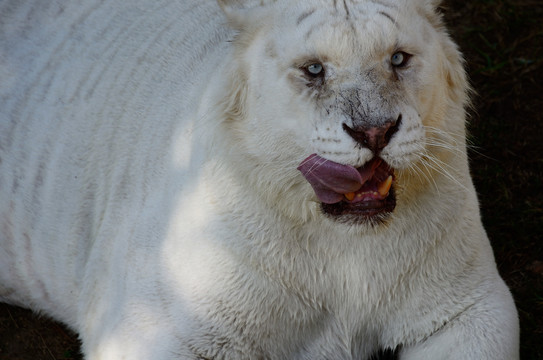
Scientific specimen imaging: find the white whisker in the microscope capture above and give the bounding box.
[421,152,470,193]
[415,157,442,197]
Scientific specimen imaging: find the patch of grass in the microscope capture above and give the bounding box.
[0,303,82,360]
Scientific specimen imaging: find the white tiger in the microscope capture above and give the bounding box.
[0,0,519,359]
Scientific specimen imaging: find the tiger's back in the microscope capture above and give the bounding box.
[0,0,227,324]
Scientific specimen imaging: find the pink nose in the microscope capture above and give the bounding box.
[342,115,401,154]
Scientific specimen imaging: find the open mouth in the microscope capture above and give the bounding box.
[297,154,396,220]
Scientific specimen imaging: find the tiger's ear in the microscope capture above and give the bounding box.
[421,0,444,11]
[217,0,271,29]
[414,0,445,20]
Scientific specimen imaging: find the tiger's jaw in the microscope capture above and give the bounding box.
[297,154,396,222]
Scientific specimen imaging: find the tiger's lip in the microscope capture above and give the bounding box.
[297,154,396,218]
[297,154,395,203]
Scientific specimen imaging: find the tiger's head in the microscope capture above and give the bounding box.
[214,0,469,225]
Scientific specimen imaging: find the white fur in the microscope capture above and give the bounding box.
[0,0,519,359]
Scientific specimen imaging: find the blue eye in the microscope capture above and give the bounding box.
[391,51,410,67]
[306,63,324,76]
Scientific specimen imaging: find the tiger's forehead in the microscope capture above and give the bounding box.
[290,0,404,27]
[272,0,410,63]
[276,0,408,44]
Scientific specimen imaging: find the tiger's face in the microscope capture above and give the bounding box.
[218,0,469,224]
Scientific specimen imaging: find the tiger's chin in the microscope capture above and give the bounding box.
[320,187,396,225]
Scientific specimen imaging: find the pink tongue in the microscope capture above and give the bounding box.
[297,154,377,204]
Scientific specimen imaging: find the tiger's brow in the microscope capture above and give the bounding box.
[369,0,397,9]
[377,10,398,27]
[296,9,317,25]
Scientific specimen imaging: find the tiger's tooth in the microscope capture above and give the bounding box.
[377,175,393,197]
[345,192,355,201]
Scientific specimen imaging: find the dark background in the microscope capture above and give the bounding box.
[447,1,543,358]
[1,1,541,359]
